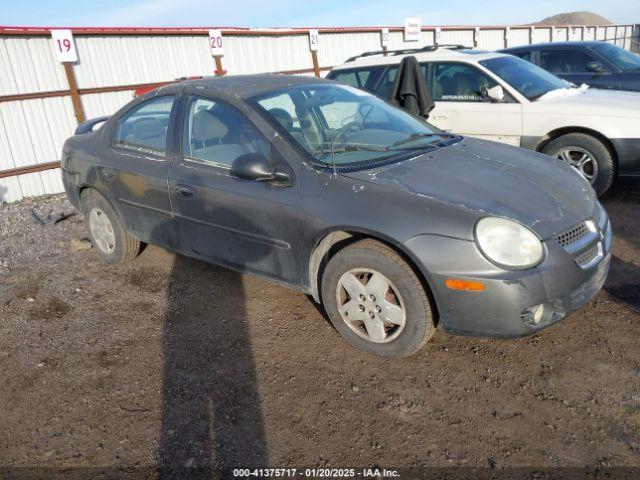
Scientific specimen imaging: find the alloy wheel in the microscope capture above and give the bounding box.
[556,147,598,184]
[335,268,406,343]
[88,208,116,254]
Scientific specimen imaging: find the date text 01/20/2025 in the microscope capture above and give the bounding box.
[232,468,400,478]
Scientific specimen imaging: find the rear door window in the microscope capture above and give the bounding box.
[540,49,597,74]
[373,66,399,98]
[328,66,385,92]
[115,96,175,155]
[512,50,532,62]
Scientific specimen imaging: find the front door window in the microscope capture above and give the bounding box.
[182,96,269,169]
[431,63,498,102]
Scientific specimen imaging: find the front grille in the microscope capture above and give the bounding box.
[553,206,608,270]
[575,243,599,267]
[555,223,589,248]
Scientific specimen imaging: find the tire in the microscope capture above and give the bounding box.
[80,189,140,264]
[542,133,615,196]
[320,239,435,358]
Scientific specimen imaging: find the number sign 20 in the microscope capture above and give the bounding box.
[208,29,224,56]
[51,29,78,63]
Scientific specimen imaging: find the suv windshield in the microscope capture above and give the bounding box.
[480,55,570,100]
[591,43,640,71]
[252,84,456,167]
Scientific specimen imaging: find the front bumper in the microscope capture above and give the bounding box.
[404,206,612,338]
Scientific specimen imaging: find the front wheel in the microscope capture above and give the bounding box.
[542,133,615,196]
[320,239,435,357]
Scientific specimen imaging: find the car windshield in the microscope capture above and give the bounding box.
[252,83,455,167]
[480,55,571,100]
[591,43,640,71]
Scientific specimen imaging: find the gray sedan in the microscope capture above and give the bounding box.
[61,74,611,357]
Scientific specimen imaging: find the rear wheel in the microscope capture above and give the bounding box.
[80,189,140,264]
[321,239,435,357]
[542,133,615,196]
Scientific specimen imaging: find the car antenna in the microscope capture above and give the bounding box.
[330,137,337,178]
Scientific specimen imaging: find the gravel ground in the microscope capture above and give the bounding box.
[0,184,639,479]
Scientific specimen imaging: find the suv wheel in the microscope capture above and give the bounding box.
[542,133,615,196]
[81,189,140,264]
[321,239,435,357]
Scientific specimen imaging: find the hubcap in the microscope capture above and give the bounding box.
[556,147,598,184]
[335,268,406,343]
[89,208,116,254]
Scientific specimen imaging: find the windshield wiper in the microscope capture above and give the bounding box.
[392,132,460,147]
[309,143,391,155]
[310,136,462,156]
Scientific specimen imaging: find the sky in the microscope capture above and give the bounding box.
[2,0,638,28]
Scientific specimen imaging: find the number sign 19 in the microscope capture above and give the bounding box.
[51,29,78,63]
[208,29,224,56]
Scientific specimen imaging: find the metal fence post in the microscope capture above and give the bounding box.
[214,56,225,76]
[381,28,389,55]
[63,62,85,124]
[51,29,85,124]
[309,29,320,77]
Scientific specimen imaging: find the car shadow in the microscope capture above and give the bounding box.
[152,205,270,478]
[600,179,640,312]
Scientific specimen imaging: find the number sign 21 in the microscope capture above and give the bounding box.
[309,30,319,51]
[50,29,78,63]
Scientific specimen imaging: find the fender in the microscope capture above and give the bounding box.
[305,225,438,314]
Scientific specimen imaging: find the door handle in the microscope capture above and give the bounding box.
[101,167,118,181]
[175,184,195,199]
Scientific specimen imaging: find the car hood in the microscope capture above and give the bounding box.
[533,87,640,117]
[342,138,596,240]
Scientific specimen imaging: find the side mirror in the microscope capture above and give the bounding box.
[230,153,290,183]
[483,85,505,103]
[586,61,606,74]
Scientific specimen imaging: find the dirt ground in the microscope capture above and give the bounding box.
[1,182,639,479]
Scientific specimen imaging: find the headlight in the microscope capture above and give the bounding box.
[475,217,544,269]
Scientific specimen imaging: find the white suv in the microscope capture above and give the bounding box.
[328,46,640,195]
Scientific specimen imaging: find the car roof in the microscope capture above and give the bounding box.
[332,47,510,70]
[157,74,333,99]
[501,41,608,52]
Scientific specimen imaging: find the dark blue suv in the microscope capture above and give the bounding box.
[501,41,640,92]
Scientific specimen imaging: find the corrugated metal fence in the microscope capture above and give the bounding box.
[0,23,638,202]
